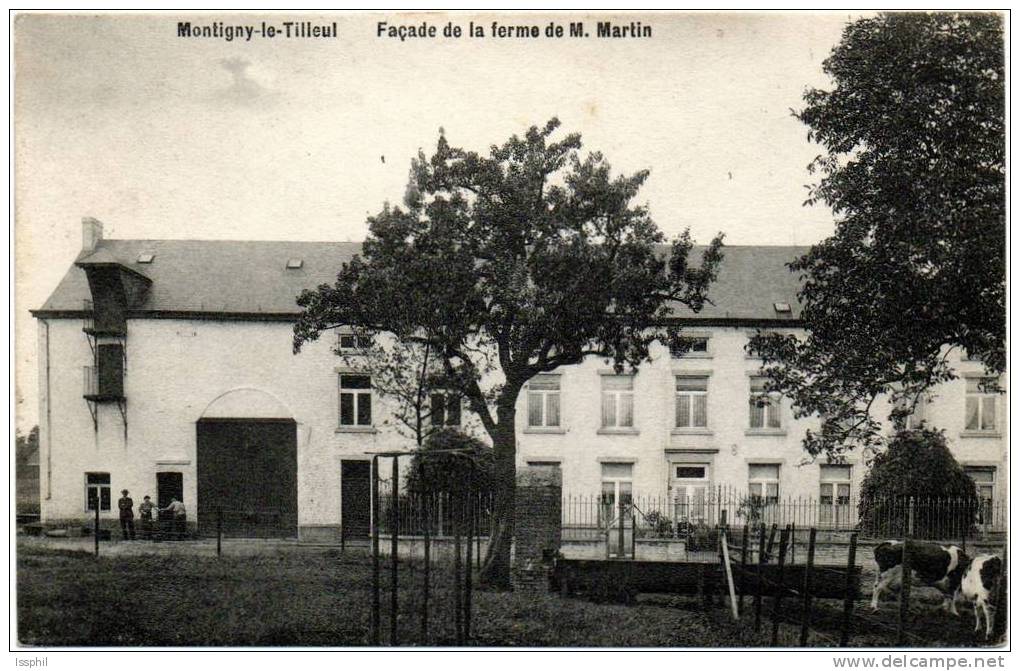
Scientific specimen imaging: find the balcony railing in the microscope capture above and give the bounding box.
[82,299,94,333]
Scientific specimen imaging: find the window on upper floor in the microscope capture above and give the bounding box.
[675,375,709,428]
[749,376,782,429]
[964,377,998,433]
[669,336,710,358]
[337,331,373,353]
[85,472,111,512]
[601,375,634,429]
[526,374,561,428]
[339,374,372,427]
[430,391,462,427]
[894,393,927,430]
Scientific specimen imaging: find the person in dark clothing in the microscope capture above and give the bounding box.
[138,495,155,540]
[118,489,135,540]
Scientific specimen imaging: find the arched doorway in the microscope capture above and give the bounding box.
[196,388,298,538]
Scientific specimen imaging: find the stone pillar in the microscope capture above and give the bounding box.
[512,466,562,594]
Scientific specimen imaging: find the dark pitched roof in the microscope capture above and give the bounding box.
[34,239,808,322]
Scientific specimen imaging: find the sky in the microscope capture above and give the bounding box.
[13,11,858,429]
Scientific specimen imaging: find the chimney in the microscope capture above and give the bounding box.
[82,217,104,252]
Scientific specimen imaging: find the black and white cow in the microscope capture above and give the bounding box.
[871,540,969,612]
[956,553,1002,638]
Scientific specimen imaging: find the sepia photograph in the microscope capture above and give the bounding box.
[11,9,1007,655]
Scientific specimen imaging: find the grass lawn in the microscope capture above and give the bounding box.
[17,542,761,647]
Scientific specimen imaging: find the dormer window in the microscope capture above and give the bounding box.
[286,258,304,269]
[773,302,792,314]
[137,252,155,264]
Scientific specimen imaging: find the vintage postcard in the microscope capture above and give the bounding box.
[11,10,1008,658]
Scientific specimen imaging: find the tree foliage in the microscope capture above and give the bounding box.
[294,118,724,586]
[404,428,494,496]
[749,13,1005,458]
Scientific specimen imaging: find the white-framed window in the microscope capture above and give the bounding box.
[669,336,709,359]
[339,374,372,426]
[600,462,634,522]
[337,331,373,352]
[85,472,111,511]
[965,378,998,432]
[964,466,996,522]
[819,464,852,527]
[748,464,780,504]
[526,375,561,428]
[601,375,634,428]
[430,391,461,427]
[675,375,709,428]
[749,376,781,429]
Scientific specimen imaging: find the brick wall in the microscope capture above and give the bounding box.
[512,466,562,593]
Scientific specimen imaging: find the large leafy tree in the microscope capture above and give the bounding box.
[750,13,1005,458]
[294,119,724,587]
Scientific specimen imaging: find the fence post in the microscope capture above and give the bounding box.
[897,537,911,645]
[739,524,749,615]
[755,525,766,632]
[464,477,474,643]
[907,497,915,537]
[216,507,222,557]
[840,532,858,647]
[454,494,463,645]
[770,526,790,646]
[390,457,399,646]
[799,527,817,646]
[617,498,626,559]
[992,544,1007,640]
[94,505,100,557]
[371,455,380,646]
[765,523,778,563]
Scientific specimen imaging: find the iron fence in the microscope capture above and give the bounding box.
[562,489,1006,542]
[377,492,494,538]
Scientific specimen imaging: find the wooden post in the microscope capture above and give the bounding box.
[739,524,749,615]
[371,455,380,646]
[754,525,766,632]
[992,545,1008,640]
[464,481,474,642]
[697,562,707,611]
[390,457,399,646]
[897,537,912,645]
[799,527,817,646]
[720,527,739,620]
[839,532,858,647]
[94,504,100,557]
[765,523,778,562]
[770,526,790,646]
[216,507,222,557]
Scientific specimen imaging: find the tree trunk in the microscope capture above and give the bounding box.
[479,405,516,589]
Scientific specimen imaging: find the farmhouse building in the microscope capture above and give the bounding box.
[31,218,1007,539]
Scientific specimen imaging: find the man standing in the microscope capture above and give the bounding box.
[162,498,187,540]
[118,489,135,541]
[138,495,155,540]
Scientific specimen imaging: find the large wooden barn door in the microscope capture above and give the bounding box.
[196,418,298,538]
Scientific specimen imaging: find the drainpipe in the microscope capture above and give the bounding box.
[41,318,52,500]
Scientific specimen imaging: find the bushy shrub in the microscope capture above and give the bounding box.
[858,429,979,539]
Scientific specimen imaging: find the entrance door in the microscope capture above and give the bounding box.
[157,472,183,508]
[672,463,711,525]
[341,460,371,539]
